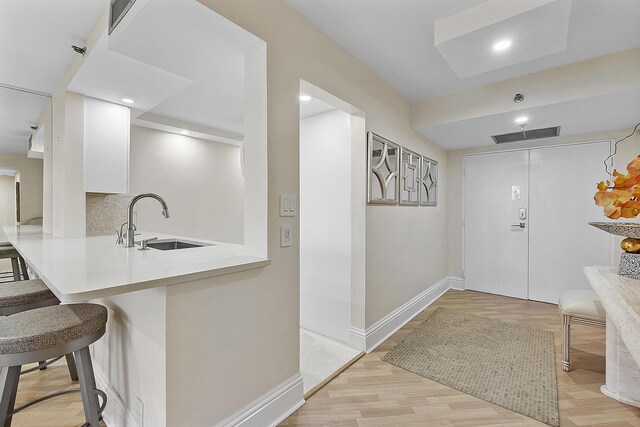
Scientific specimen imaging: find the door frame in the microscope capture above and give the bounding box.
[298,80,367,352]
[461,139,615,287]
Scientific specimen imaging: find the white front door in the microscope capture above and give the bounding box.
[464,142,612,303]
[528,142,611,303]
[464,150,530,299]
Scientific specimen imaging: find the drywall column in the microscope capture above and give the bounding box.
[51,91,86,238]
[300,109,352,344]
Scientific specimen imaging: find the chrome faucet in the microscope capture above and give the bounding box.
[126,193,170,247]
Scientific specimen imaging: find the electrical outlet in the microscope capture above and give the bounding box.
[281,225,292,247]
[134,397,144,426]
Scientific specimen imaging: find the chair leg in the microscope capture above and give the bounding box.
[0,366,21,427]
[65,354,78,381]
[9,259,19,282]
[562,314,571,372]
[17,258,28,281]
[74,347,100,426]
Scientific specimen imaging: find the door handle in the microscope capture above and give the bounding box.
[511,223,526,228]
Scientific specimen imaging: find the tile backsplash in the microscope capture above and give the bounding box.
[86,194,134,236]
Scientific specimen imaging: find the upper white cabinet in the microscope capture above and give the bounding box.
[84,97,129,193]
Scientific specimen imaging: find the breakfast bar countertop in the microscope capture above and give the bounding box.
[1,225,270,302]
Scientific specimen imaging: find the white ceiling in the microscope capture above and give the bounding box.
[0,86,49,155]
[300,96,336,119]
[285,0,640,102]
[419,89,640,150]
[68,0,262,139]
[0,0,105,154]
[2,0,639,155]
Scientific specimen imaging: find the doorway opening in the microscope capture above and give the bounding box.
[298,81,365,396]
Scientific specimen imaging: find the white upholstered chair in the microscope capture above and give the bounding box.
[558,290,606,372]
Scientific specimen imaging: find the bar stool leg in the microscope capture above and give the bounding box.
[9,260,19,282]
[17,258,28,281]
[65,354,78,381]
[74,347,100,426]
[562,314,571,372]
[0,366,21,427]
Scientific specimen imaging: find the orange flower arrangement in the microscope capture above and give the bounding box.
[595,156,640,219]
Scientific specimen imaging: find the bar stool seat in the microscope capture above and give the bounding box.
[0,280,59,315]
[0,279,76,380]
[558,289,606,372]
[0,304,108,426]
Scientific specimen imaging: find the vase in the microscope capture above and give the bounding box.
[589,222,640,279]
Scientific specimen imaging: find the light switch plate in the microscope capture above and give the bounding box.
[280,195,296,217]
[281,225,292,247]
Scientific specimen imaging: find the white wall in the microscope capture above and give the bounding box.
[129,125,244,244]
[300,109,352,344]
[0,176,15,225]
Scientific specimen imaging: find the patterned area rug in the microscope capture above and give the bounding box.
[383,307,559,426]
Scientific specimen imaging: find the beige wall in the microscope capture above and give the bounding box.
[159,0,450,423]
[447,127,640,278]
[0,176,15,225]
[0,154,43,226]
[129,125,244,244]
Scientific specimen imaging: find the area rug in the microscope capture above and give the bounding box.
[382,307,559,426]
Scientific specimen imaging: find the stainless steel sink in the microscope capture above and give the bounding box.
[145,239,211,251]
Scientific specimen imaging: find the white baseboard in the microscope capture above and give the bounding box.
[218,373,304,427]
[448,276,465,290]
[348,327,366,352]
[93,363,139,427]
[360,277,450,352]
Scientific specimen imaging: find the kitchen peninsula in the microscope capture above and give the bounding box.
[2,225,270,426]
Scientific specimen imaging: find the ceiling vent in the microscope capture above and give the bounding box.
[109,0,136,35]
[491,126,561,144]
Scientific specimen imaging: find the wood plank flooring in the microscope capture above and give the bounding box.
[6,289,640,425]
[8,359,106,426]
[281,290,640,426]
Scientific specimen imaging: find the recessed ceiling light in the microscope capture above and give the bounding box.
[299,95,311,102]
[180,130,189,135]
[515,116,528,124]
[493,40,512,51]
[121,98,135,104]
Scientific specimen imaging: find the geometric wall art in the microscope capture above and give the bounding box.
[399,147,420,205]
[367,131,438,207]
[368,132,399,204]
[420,156,438,206]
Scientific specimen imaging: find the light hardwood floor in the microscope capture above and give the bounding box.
[281,289,640,426]
[8,359,106,426]
[7,290,640,426]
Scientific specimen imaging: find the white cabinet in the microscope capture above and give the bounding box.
[84,97,129,193]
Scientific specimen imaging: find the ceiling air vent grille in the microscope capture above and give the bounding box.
[491,126,561,144]
[109,0,136,35]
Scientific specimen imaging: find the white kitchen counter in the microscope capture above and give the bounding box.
[584,265,640,408]
[1,225,270,302]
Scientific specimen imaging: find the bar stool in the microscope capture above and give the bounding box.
[0,245,28,282]
[558,289,606,372]
[0,279,77,379]
[0,303,108,426]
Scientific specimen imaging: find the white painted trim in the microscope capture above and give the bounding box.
[349,326,366,351]
[362,277,450,352]
[218,373,305,427]
[448,276,465,290]
[93,363,139,427]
